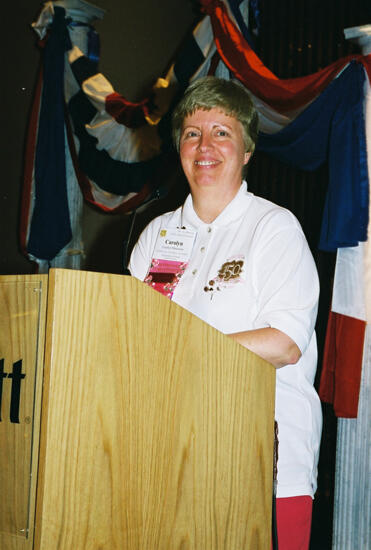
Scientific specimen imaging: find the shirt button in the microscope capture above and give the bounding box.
[207,227,212,233]
[200,247,205,253]
[192,269,197,275]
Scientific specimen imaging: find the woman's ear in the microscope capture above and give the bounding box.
[244,152,252,165]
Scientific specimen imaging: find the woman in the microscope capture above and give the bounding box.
[129,76,322,550]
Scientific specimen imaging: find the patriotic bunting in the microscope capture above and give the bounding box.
[319,244,368,417]
[22,6,73,261]
[257,61,369,252]
[22,0,370,415]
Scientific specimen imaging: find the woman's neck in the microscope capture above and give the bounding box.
[192,185,241,224]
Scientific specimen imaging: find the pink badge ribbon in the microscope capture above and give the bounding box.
[144,258,188,299]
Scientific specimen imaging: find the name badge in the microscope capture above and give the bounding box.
[144,227,196,299]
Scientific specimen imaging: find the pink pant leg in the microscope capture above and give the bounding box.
[272,496,313,550]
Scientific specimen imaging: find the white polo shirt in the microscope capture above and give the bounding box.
[129,181,322,499]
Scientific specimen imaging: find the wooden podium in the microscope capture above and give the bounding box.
[0,269,275,550]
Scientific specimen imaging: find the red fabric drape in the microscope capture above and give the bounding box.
[319,312,366,418]
[200,0,370,112]
[105,92,153,128]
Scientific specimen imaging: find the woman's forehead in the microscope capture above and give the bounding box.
[182,107,239,126]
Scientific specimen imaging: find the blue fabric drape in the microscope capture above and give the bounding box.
[257,61,369,251]
[27,7,72,260]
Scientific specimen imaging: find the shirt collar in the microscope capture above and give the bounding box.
[181,181,252,229]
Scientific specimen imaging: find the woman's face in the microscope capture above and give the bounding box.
[179,108,251,199]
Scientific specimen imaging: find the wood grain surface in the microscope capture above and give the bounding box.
[33,269,275,550]
[0,275,48,550]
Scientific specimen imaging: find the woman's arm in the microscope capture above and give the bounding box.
[228,327,302,369]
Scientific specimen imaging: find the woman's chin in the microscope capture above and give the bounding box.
[190,174,222,189]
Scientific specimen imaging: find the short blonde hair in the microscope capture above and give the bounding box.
[172,76,259,154]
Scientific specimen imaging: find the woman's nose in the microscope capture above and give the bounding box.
[197,132,213,151]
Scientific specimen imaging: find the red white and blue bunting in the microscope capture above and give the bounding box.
[21,0,371,415]
[22,0,370,259]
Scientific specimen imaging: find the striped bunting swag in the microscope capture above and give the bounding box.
[21,0,370,413]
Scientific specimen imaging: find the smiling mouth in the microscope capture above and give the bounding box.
[194,160,219,166]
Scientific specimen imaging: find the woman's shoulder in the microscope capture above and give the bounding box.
[247,192,302,233]
[140,205,183,236]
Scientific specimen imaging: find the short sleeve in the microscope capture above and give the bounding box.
[252,211,319,354]
[128,217,162,281]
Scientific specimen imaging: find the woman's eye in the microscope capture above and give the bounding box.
[183,130,199,139]
[216,130,229,137]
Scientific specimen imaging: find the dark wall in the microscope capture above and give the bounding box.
[1,1,42,274]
